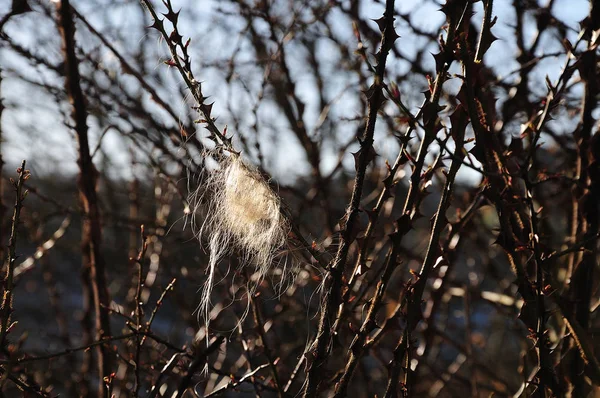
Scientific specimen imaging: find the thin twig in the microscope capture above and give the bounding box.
[0,160,29,350]
[133,226,148,396]
[250,296,285,397]
[141,278,177,345]
[174,335,225,398]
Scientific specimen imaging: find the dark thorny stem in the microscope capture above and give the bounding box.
[56,1,112,396]
[332,2,468,395]
[140,0,232,150]
[384,107,466,398]
[459,11,542,396]
[368,1,470,395]
[301,1,398,396]
[332,98,425,334]
[458,0,583,394]
[333,230,403,398]
[338,3,470,340]
[570,2,599,394]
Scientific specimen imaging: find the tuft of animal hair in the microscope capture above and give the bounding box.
[188,152,294,328]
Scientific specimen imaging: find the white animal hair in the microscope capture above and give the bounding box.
[188,151,294,328]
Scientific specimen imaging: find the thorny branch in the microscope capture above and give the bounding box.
[302,1,398,396]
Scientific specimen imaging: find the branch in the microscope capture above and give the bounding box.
[0,160,29,350]
[174,336,225,398]
[56,1,112,395]
[385,104,466,397]
[301,1,398,395]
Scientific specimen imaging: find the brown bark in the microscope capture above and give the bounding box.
[56,1,111,397]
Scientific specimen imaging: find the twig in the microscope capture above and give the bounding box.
[202,363,282,398]
[148,352,183,398]
[204,363,273,397]
[0,160,29,350]
[141,278,177,345]
[14,215,71,278]
[250,296,285,397]
[3,330,189,366]
[4,334,135,365]
[283,353,304,393]
[132,226,148,396]
[174,335,225,398]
